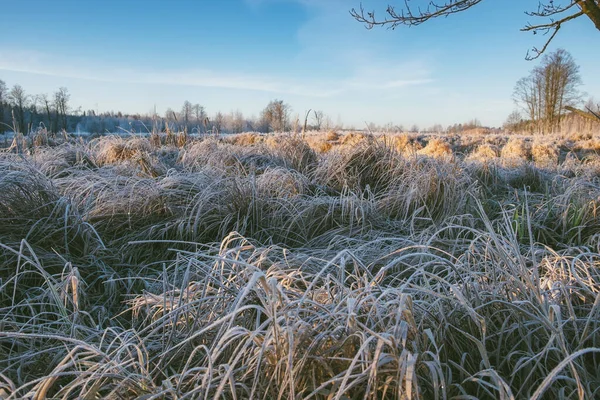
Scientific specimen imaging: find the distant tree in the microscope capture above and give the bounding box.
[261,99,291,132]
[53,87,70,132]
[181,100,193,132]
[28,96,39,128]
[213,112,224,134]
[351,1,600,59]
[430,123,444,134]
[514,71,543,130]
[463,118,482,130]
[38,94,55,132]
[0,79,6,133]
[192,103,206,132]
[312,110,325,131]
[513,48,581,133]
[503,110,523,131]
[231,110,245,133]
[410,124,419,133]
[9,84,28,134]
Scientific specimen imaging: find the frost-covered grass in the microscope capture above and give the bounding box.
[0,131,599,399]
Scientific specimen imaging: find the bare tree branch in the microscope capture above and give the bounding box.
[351,1,600,59]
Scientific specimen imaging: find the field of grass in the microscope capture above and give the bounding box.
[1,129,599,399]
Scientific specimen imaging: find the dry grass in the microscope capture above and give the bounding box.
[501,137,531,167]
[325,130,339,141]
[340,131,369,147]
[467,143,499,164]
[418,137,453,159]
[1,132,600,399]
[532,140,560,168]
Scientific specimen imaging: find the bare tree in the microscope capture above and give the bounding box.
[9,85,28,134]
[351,1,600,59]
[261,99,291,132]
[514,69,541,132]
[213,112,224,134]
[513,49,581,133]
[231,110,245,133]
[54,87,70,132]
[312,110,324,131]
[181,100,193,132]
[503,110,523,131]
[37,94,55,132]
[192,103,206,132]
[542,49,581,131]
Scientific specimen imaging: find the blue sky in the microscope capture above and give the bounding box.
[1,0,598,128]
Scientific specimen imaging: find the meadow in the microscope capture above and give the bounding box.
[0,127,599,399]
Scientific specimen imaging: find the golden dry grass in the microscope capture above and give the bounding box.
[418,137,453,158]
[532,140,560,167]
[467,143,499,163]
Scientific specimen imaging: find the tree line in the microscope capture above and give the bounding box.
[0,80,339,135]
[0,82,71,134]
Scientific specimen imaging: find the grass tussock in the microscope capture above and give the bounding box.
[418,137,453,159]
[532,140,560,168]
[501,137,531,167]
[1,132,600,399]
[467,143,500,164]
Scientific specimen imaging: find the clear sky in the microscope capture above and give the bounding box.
[1,0,598,128]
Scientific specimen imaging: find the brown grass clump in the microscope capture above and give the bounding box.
[501,137,531,167]
[229,132,263,146]
[388,133,422,156]
[532,140,559,167]
[391,133,410,153]
[265,135,317,172]
[340,131,369,147]
[92,136,152,166]
[314,140,333,153]
[467,143,499,164]
[571,138,600,153]
[418,137,452,159]
[305,135,333,153]
[566,131,593,142]
[325,130,339,141]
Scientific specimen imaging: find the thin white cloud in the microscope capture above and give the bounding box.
[0,48,432,98]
